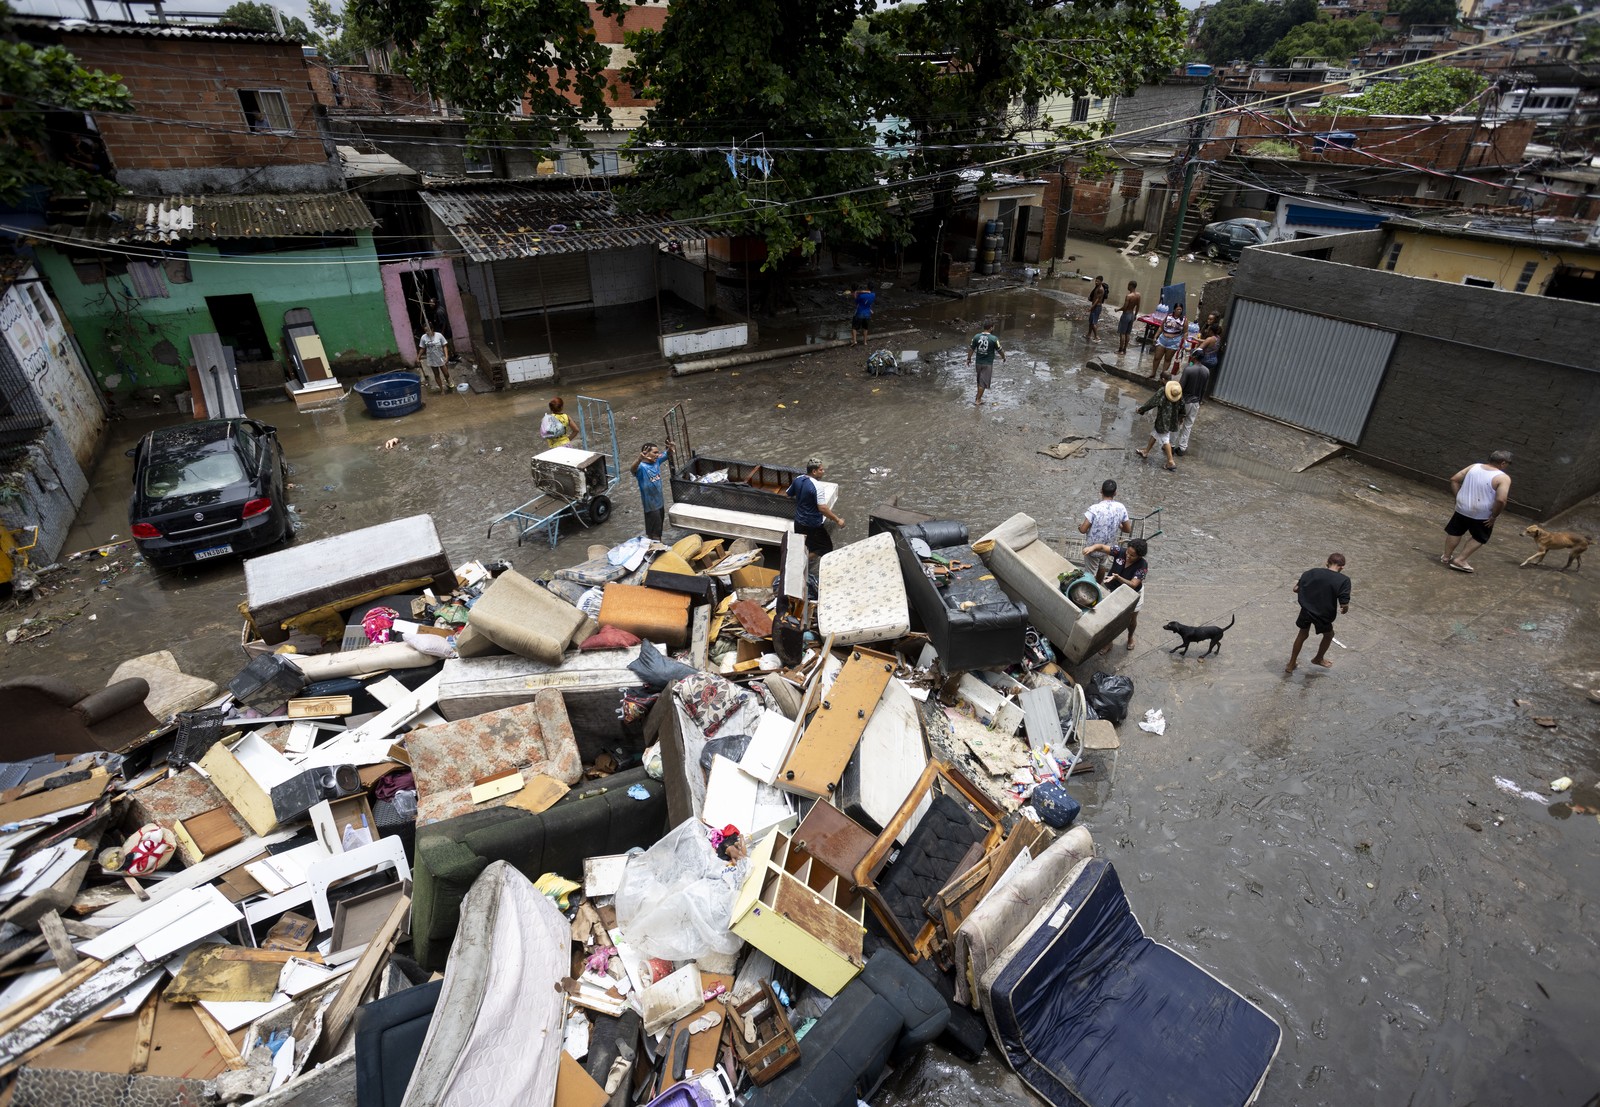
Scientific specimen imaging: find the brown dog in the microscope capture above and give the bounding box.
[1520,524,1589,571]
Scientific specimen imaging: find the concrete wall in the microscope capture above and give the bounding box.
[1229,231,1600,515]
[0,422,91,565]
[588,247,656,307]
[0,270,105,469]
[658,251,713,310]
[35,234,396,394]
[44,30,341,194]
[1108,78,1208,147]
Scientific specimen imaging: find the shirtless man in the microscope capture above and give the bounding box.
[1115,281,1141,355]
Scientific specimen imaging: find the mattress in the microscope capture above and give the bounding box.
[817,533,910,647]
[406,691,583,824]
[953,826,1094,1011]
[981,858,1282,1107]
[401,861,569,1107]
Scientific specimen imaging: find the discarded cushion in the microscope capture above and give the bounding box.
[109,650,220,720]
[981,858,1282,1107]
[817,533,910,646]
[579,626,642,651]
[598,582,691,647]
[649,550,695,577]
[406,691,582,824]
[467,569,594,664]
[671,672,752,739]
[627,641,699,690]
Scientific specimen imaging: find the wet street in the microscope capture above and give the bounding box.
[7,277,1599,1105]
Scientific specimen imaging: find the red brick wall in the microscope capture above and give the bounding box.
[587,2,668,43]
[62,35,330,174]
[1202,113,1535,170]
[307,63,430,115]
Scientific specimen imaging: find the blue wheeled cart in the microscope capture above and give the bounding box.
[486,395,622,547]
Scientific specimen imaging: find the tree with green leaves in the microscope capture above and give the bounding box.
[866,0,1188,286]
[1337,63,1487,115]
[1389,0,1457,29]
[220,1,311,41]
[345,0,633,151]
[1265,14,1386,67]
[1197,0,1317,65]
[619,0,891,300]
[0,1,131,206]
[306,0,384,64]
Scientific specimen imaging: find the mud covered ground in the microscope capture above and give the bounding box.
[5,276,1597,1105]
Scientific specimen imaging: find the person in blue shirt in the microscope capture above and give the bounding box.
[848,283,875,346]
[631,442,668,540]
[787,457,846,557]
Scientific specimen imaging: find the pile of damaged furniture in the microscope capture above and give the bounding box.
[0,505,1280,1107]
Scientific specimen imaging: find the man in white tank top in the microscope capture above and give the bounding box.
[1441,450,1512,573]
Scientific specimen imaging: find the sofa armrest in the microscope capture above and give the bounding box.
[75,678,152,725]
[411,833,492,971]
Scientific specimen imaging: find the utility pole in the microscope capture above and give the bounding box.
[1164,64,1218,290]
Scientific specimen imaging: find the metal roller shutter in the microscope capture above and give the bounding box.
[492,255,593,313]
[1213,299,1396,443]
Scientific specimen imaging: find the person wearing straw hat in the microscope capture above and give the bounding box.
[1136,379,1186,471]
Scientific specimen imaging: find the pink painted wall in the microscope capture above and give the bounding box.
[382,259,471,366]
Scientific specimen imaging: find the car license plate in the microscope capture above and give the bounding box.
[193,544,233,561]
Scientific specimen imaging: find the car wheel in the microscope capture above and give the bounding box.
[1205,243,1220,259]
[583,495,613,525]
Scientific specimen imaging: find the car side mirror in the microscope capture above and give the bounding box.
[125,447,137,459]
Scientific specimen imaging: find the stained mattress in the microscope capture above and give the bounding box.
[401,861,569,1107]
[953,826,1094,1011]
[817,533,910,646]
[980,858,1281,1107]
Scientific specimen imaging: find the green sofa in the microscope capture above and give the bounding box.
[410,766,667,970]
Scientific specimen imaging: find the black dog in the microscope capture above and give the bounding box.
[1163,614,1236,657]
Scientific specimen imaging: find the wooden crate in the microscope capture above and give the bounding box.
[730,830,864,997]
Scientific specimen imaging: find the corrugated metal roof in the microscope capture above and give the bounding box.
[70,193,377,244]
[419,186,708,262]
[13,15,297,44]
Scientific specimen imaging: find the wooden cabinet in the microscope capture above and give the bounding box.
[730,829,865,996]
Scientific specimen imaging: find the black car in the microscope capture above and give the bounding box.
[1192,217,1274,261]
[128,418,292,568]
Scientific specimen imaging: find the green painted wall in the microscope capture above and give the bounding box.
[35,232,398,393]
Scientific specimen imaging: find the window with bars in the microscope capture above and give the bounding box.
[1383,241,1403,271]
[1071,97,1089,123]
[1513,260,1538,293]
[238,89,293,134]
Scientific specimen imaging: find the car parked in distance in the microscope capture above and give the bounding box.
[1192,217,1274,261]
[127,418,292,568]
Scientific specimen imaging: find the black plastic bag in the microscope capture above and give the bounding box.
[700,734,753,774]
[1085,671,1134,724]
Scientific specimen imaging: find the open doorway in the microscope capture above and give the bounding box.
[399,267,451,342]
[204,294,272,361]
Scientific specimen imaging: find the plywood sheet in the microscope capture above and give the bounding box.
[779,648,895,799]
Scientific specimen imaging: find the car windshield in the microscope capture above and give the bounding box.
[143,445,247,500]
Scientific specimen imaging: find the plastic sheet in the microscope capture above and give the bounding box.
[613,821,747,962]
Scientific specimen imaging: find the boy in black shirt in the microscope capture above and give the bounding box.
[1286,552,1350,673]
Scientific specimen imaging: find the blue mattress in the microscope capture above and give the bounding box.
[985,858,1281,1107]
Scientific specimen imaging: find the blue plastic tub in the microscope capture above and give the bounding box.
[353,371,423,418]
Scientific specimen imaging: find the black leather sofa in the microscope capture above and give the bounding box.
[888,522,1027,673]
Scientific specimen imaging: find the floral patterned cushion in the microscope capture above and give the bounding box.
[672,672,752,738]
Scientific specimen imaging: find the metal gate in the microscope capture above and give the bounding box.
[1213,299,1396,443]
[491,255,592,314]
